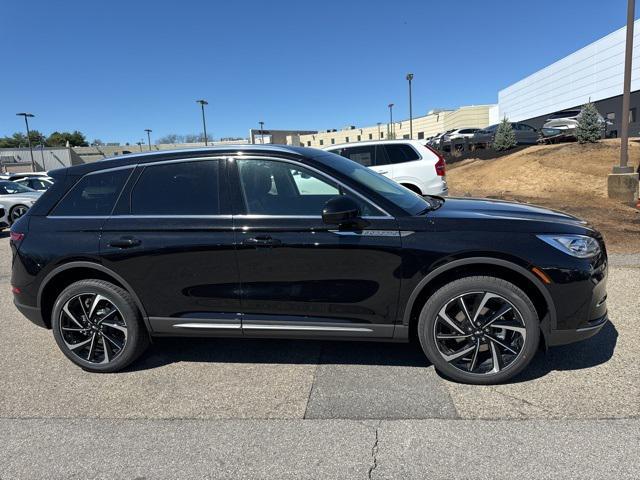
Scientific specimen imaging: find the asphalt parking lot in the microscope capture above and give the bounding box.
[1,233,639,479]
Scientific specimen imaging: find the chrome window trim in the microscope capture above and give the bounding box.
[84,165,136,176]
[234,155,393,218]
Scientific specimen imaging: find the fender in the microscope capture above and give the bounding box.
[401,256,557,330]
[37,261,151,331]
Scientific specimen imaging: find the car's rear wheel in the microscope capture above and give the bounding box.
[417,276,539,384]
[51,279,149,372]
[9,204,29,225]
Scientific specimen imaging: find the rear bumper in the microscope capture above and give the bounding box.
[14,298,47,329]
[545,313,608,347]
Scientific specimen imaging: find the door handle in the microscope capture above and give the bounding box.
[242,235,281,247]
[108,237,141,249]
[378,170,389,175]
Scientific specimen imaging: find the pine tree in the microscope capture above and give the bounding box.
[576,102,602,143]
[493,117,517,151]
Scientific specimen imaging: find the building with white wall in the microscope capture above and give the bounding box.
[498,18,640,135]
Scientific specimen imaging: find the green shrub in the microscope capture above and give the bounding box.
[576,102,602,144]
[493,117,517,151]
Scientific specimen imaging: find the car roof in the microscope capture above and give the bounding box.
[51,144,318,177]
[324,139,426,149]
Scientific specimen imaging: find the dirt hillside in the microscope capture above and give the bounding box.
[446,139,640,253]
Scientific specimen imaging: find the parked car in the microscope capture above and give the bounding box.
[11,145,608,384]
[0,180,42,226]
[542,110,606,138]
[428,130,455,149]
[441,128,481,148]
[324,140,447,196]
[470,123,539,148]
[13,176,54,191]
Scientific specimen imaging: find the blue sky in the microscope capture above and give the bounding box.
[0,0,636,144]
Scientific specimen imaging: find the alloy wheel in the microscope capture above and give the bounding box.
[433,291,527,376]
[58,293,128,364]
[10,205,28,223]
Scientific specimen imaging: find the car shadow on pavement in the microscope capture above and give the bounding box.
[508,320,619,383]
[129,337,431,372]
[129,322,618,382]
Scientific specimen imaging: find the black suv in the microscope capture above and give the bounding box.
[10,146,608,384]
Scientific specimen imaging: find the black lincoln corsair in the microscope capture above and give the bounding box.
[10,145,608,384]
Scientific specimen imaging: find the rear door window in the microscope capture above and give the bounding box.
[130,160,221,215]
[381,144,420,164]
[51,168,131,216]
[335,145,376,167]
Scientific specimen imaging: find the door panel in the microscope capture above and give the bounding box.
[230,157,403,338]
[235,216,402,337]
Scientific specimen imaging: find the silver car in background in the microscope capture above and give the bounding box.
[542,110,606,137]
[0,180,42,227]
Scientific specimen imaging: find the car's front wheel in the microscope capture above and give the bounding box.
[417,276,540,384]
[51,279,149,372]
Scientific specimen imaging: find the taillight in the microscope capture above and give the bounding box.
[10,232,24,243]
[424,144,446,176]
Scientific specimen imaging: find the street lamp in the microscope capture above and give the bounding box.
[388,104,394,139]
[196,99,209,146]
[406,73,414,139]
[144,129,152,151]
[16,112,36,171]
[608,0,639,205]
[617,0,635,173]
[258,121,265,144]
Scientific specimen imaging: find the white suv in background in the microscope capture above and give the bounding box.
[324,140,447,196]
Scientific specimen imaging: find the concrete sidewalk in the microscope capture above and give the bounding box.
[1,418,638,479]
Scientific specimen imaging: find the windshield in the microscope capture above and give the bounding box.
[314,152,433,215]
[0,181,35,195]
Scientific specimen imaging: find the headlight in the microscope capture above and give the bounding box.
[537,234,601,258]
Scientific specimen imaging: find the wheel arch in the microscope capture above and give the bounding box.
[399,182,422,195]
[402,257,555,342]
[38,261,149,330]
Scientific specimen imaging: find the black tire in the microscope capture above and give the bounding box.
[417,276,540,385]
[9,204,28,225]
[51,279,149,373]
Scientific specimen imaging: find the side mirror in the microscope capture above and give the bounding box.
[322,195,360,225]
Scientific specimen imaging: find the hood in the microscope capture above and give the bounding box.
[429,197,591,232]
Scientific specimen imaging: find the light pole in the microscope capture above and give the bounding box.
[196,99,209,146]
[144,129,152,151]
[258,121,264,144]
[388,104,394,139]
[608,0,639,205]
[618,0,635,173]
[16,112,36,171]
[406,73,414,139]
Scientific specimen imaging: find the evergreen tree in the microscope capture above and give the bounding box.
[576,102,602,143]
[493,117,517,151]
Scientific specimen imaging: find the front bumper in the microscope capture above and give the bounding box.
[546,313,608,347]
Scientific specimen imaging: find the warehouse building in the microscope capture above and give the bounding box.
[498,18,640,136]
[296,104,496,148]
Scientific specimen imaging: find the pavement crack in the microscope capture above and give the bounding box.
[367,421,381,480]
